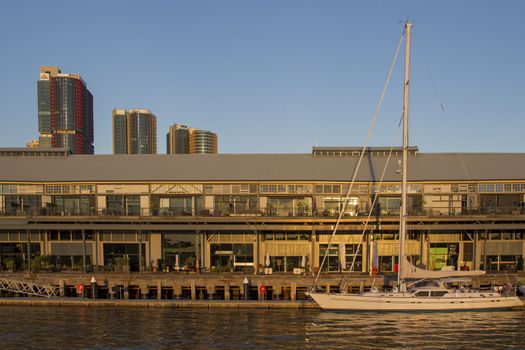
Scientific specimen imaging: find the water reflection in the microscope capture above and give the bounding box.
[0,306,523,349]
[307,310,525,349]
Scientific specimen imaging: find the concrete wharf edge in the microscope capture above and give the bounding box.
[0,298,320,309]
[1,298,523,308]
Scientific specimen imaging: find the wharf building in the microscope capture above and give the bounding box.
[0,147,524,275]
[167,124,218,154]
[112,109,157,154]
[38,66,94,154]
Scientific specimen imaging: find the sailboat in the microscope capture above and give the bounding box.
[308,21,522,311]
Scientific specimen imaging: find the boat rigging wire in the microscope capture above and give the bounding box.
[413,31,445,112]
[343,142,397,282]
[414,31,471,182]
[311,28,406,291]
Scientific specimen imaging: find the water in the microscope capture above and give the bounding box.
[0,306,523,349]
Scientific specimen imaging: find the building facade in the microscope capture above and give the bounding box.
[0,148,524,274]
[112,109,157,154]
[189,129,218,154]
[112,109,128,154]
[38,66,94,154]
[167,124,218,154]
[166,124,190,154]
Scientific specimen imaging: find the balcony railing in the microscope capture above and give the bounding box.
[1,206,524,218]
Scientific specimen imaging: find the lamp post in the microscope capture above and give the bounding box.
[90,276,97,300]
[243,277,249,301]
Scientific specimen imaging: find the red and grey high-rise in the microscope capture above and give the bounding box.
[38,66,94,154]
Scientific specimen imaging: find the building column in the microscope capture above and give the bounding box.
[224,282,231,301]
[190,281,196,300]
[311,229,316,275]
[82,228,86,274]
[157,280,162,300]
[195,230,200,272]
[138,230,143,273]
[254,229,259,275]
[426,230,431,269]
[26,228,31,272]
[473,231,478,270]
[420,230,425,268]
[290,281,297,301]
[43,229,47,256]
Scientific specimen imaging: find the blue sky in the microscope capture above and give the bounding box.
[0,0,523,154]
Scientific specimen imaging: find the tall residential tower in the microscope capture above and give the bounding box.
[167,124,218,154]
[166,124,190,154]
[112,109,157,154]
[38,66,94,154]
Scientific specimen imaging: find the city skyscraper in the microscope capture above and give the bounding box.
[189,129,218,154]
[166,124,190,154]
[112,109,128,154]
[38,66,94,154]
[112,108,157,154]
[167,124,218,154]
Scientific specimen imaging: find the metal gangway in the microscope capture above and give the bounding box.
[0,279,59,298]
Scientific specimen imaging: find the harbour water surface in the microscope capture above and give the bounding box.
[1,306,523,349]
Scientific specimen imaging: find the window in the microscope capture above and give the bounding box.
[481,255,523,272]
[344,244,362,272]
[267,197,312,217]
[463,242,473,261]
[154,196,202,216]
[379,255,399,272]
[214,195,257,216]
[263,232,309,241]
[103,243,145,272]
[51,196,94,215]
[163,233,197,270]
[260,184,312,194]
[430,243,459,270]
[319,244,339,272]
[430,291,447,297]
[106,195,140,216]
[376,197,401,216]
[323,196,359,216]
[45,184,95,195]
[373,231,399,240]
[3,195,42,215]
[210,243,253,272]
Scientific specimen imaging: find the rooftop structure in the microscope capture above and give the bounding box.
[1,151,525,182]
[0,147,71,157]
[312,146,419,157]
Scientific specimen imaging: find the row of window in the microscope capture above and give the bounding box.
[0,229,524,242]
[3,182,525,195]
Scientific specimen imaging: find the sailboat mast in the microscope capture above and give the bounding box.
[399,21,412,286]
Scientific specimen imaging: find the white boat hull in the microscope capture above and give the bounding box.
[309,292,523,311]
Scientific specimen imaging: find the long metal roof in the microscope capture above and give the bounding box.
[0,153,525,183]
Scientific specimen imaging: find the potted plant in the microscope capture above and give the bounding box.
[5,258,16,272]
[31,255,52,272]
[184,256,196,271]
[114,257,130,273]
